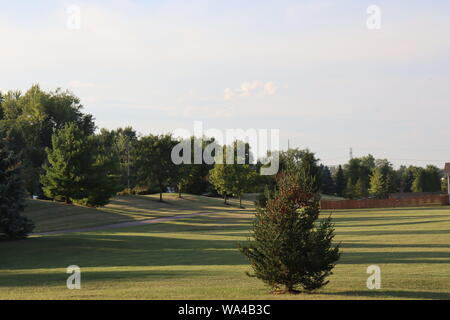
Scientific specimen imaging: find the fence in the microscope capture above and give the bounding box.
[389,192,444,199]
[320,194,449,210]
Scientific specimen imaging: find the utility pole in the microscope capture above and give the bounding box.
[126,140,130,194]
[288,139,290,151]
[447,171,450,204]
[349,147,353,160]
[445,163,450,204]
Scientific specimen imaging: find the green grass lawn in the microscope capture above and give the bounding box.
[23,193,254,233]
[320,194,345,201]
[1,195,449,300]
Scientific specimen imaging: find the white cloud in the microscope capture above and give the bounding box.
[224,81,277,101]
[263,82,277,95]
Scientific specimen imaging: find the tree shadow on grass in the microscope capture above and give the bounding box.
[341,242,450,249]
[338,250,450,264]
[336,229,450,236]
[0,226,250,288]
[0,269,212,288]
[2,227,449,277]
[324,290,450,300]
[0,232,249,271]
[324,206,450,214]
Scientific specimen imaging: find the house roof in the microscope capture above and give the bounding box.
[445,163,450,175]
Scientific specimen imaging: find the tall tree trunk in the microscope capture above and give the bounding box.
[239,195,242,208]
[286,283,294,293]
[159,181,164,202]
[224,194,227,204]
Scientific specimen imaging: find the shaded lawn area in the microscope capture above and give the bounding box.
[1,203,450,299]
[22,193,254,233]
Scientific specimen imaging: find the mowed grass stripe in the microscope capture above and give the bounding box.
[22,194,255,233]
[1,196,449,299]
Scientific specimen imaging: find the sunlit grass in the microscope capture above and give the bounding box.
[2,197,450,300]
[22,193,254,233]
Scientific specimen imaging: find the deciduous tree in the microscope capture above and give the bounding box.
[209,141,258,206]
[135,134,178,202]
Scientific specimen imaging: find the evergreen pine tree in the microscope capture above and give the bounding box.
[298,150,320,193]
[41,124,118,206]
[41,124,92,203]
[334,165,346,197]
[73,135,121,207]
[400,166,416,192]
[376,159,396,193]
[319,165,336,195]
[0,92,4,120]
[369,168,386,198]
[0,137,34,240]
[239,168,340,293]
[354,177,367,198]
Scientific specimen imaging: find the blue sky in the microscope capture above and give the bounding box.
[1,0,450,167]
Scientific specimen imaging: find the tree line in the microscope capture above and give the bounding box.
[0,85,446,239]
[0,86,260,204]
[316,155,445,199]
[1,88,343,292]
[0,86,265,238]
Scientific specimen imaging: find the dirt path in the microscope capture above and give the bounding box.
[32,211,218,236]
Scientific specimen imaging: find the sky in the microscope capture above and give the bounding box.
[1,0,450,168]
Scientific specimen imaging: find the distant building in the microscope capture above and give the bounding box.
[445,163,450,176]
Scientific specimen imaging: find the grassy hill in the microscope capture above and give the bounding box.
[23,193,341,233]
[2,195,449,299]
[23,194,255,233]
